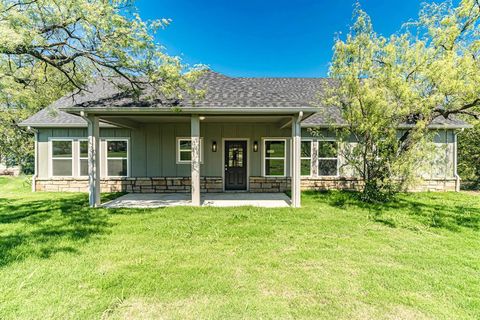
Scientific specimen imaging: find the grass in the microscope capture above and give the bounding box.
[0,176,479,319]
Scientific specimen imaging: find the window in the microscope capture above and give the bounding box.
[51,140,73,176]
[107,140,128,177]
[263,139,286,177]
[176,138,203,164]
[301,140,312,176]
[318,141,338,176]
[79,140,88,176]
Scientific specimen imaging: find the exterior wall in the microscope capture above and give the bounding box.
[302,128,457,180]
[35,125,459,193]
[37,122,291,179]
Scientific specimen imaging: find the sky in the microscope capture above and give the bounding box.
[135,0,423,78]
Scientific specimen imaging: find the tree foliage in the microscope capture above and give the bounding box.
[458,121,480,187]
[322,0,480,201]
[0,0,204,169]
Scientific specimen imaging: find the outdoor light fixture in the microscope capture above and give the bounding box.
[253,141,259,152]
[212,141,217,152]
[199,116,206,120]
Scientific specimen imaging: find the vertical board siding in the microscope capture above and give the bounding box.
[36,126,457,181]
[161,124,175,176]
[145,125,161,177]
[131,128,146,177]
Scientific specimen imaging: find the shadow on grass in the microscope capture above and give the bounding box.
[0,193,122,268]
[304,190,480,232]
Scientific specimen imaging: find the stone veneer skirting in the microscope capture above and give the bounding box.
[300,177,458,192]
[35,177,223,193]
[34,176,458,193]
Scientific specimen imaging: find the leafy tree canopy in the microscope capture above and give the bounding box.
[0,0,204,169]
[321,0,479,201]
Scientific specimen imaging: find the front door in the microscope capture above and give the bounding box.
[224,140,247,191]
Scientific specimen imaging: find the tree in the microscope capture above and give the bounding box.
[458,121,480,188]
[321,0,480,201]
[0,0,204,170]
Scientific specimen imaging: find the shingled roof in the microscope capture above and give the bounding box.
[43,71,328,110]
[20,70,470,128]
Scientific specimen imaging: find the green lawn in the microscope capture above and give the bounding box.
[0,177,479,319]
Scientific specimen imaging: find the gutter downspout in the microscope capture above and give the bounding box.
[453,129,463,192]
[27,126,39,192]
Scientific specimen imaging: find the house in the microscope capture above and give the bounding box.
[20,71,470,207]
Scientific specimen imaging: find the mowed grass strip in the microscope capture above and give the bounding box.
[0,176,479,319]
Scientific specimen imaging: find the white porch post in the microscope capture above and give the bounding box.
[87,115,101,207]
[291,115,301,208]
[191,115,201,206]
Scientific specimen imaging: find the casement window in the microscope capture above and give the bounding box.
[176,138,204,164]
[51,139,73,176]
[79,140,89,177]
[301,140,312,176]
[106,140,129,177]
[318,140,339,176]
[263,139,286,177]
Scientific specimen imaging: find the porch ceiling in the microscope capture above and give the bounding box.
[99,114,295,128]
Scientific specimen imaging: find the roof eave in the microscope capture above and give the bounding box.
[302,123,472,129]
[398,124,473,129]
[18,122,115,128]
[61,106,319,115]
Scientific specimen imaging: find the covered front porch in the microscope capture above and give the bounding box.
[103,192,291,208]
[82,112,306,208]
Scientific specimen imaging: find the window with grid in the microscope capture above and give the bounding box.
[301,140,312,176]
[107,140,128,177]
[318,141,338,176]
[176,138,203,164]
[51,140,73,176]
[263,139,286,177]
[79,140,89,176]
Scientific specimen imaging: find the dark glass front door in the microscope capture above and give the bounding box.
[224,141,247,191]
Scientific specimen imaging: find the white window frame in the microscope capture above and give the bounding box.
[105,138,130,177]
[262,138,287,177]
[49,138,74,177]
[317,138,339,177]
[176,137,204,164]
[301,139,313,177]
[78,139,89,177]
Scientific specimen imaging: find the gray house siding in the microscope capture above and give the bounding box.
[37,124,457,186]
[37,122,293,179]
[300,128,456,180]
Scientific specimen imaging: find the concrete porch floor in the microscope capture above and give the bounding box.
[103,193,292,208]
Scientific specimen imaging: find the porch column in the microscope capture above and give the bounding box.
[291,115,301,208]
[87,115,101,207]
[191,115,201,206]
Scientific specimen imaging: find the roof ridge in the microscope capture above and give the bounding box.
[236,77,332,80]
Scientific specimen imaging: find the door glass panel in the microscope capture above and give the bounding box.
[228,146,243,167]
